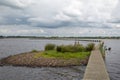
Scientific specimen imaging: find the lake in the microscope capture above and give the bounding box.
[104,39,120,80]
[0,38,120,80]
[0,38,90,80]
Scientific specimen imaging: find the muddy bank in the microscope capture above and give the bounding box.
[0,52,89,67]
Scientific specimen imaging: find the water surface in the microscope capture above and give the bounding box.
[0,38,119,80]
[0,38,88,80]
[104,39,120,80]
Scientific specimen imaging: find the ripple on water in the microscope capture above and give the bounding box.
[0,66,86,80]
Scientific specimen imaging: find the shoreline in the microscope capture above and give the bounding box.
[0,51,89,67]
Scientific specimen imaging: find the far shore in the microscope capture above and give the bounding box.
[0,36,120,40]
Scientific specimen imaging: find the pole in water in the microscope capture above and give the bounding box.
[108,47,111,51]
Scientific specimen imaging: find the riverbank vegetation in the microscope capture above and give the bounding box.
[99,42,105,58]
[1,35,120,39]
[0,43,95,67]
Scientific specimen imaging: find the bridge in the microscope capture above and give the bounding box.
[77,39,101,42]
[83,43,110,80]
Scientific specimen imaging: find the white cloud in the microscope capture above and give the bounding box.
[0,25,45,36]
[56,0,118,22]
[0,0,120,36]
[41,27,120,37]
[54,12,72,21]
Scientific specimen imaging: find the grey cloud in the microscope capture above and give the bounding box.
[0,0,120,36]
[0,25,45,36]
[111,0,120,19]
[0,0,22,9]
[30,21,71,28]
[0,0,118,29]
[108,19,120,24]
[0,16,30,25]
[29,18,111,29]
[0,0,32,9]
[109,1,120,24]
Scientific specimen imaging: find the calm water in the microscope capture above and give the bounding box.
[0,39,120,80]
[0,38,90,80]
[104,39,120,80]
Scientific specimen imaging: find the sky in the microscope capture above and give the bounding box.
[0,0,120,37]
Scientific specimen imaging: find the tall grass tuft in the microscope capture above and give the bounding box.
[86,43,95,51]
[45,43,95,52]
[45,44,55,51]
[56,45,62,52]
[31,49,38,52]
[56,44,86,53]
[74,44,86,52]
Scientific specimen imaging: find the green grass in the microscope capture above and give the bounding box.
[34,50,90,59]
[31,49,38,52]
[99,43,105,59]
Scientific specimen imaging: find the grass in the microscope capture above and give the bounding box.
[45,43,95,53]
[45,44,55,51]
[34,50,90,59]
[31,49,38,52]
[99,43,105,58]
[1,43,94,67]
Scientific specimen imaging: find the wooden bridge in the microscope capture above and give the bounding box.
[83,44,110,80]
[77,39,101,42]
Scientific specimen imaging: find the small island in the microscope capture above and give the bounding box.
[0,43,94,67]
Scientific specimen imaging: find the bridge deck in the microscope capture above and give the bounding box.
[83,45,110,80]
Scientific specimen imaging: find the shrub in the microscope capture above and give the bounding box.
[45,44,55,51]
[61,45,74,53]
[74,44,86,52]
[31,49,38,52]
[56,45,62,52]
[57,44,86,53]
[44,43,94,53]
[86,43,95,51]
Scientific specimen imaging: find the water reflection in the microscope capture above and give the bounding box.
[0,66,85,80]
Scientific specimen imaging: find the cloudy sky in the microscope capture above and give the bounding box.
[0,0,120,37]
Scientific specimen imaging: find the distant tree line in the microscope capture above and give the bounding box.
[0,35,120,39]
[0,35,4,38]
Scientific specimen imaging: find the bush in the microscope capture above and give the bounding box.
[86,43,95,51]
[61,45,74,53]
[56,45,62,52]
[56,44,86,53]
[31,49,38,52]
[44,43,94,53]
[45,44,55,51]
[74,44,86,52]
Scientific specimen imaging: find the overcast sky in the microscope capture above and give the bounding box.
[0,0,120,37]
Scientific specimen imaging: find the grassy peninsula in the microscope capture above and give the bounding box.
[0,43,94,67]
